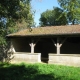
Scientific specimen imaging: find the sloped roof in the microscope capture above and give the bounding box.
[7,25,80,37]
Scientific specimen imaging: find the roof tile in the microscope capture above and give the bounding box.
[7,25,80,37]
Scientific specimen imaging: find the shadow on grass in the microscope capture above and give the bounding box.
[0,63,70,80]
[34,74,58,80]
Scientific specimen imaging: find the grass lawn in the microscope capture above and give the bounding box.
[0,63,80,80]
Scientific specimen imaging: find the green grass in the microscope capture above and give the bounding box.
[0,63,80,80]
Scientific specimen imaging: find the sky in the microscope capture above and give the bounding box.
[31,0,60,26]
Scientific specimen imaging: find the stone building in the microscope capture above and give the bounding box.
[7,25,80,66]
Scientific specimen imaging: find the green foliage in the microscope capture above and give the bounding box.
[0,21,7,45]
[1,0,34,30]
[58,0,80,24]
[0,0,34,62]
[40,0,80,26]
[0,0,34,33]
[0,63,80,80]
[39,7,67,26]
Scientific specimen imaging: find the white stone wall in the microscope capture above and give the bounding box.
[10,52,80,67]
[49,54,80,67]
[10,52,41,63]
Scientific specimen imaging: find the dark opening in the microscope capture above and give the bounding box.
[35,38,56,63]
[12,38,31,52]
[61,37,80,54]
[41,52,49,63]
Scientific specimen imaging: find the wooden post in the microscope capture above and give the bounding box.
[56,38,60,54]
[29,40,35,53]
[8,42,15,53]
[29,38,40,53]
[31,42,35,53]
[51,37,67,54]
[31,40,34,53]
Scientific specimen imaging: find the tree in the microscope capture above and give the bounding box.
[58,0,80,25]
[39,7,67,26]
[0,0,34,42]
[0,0,34,32]
[0,0,34,62]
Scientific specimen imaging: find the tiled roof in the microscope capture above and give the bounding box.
[7,25,80,37]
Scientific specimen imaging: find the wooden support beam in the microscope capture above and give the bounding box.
[56,38,60,54]
[10,42,15,53]
[52,37,67,54]
[51,39,57,47]
[60,38,67,47]
[35,38,41,45]
[8,42,15,55]
[29,40,35,53]
[51,38,60,54]
[31,42,35,53]
[56,37,67,54]
[29,38,40,53]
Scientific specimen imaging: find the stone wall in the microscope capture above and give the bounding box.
[10,52,80,67]
[49,54,80,66]
[11,52,41,63]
